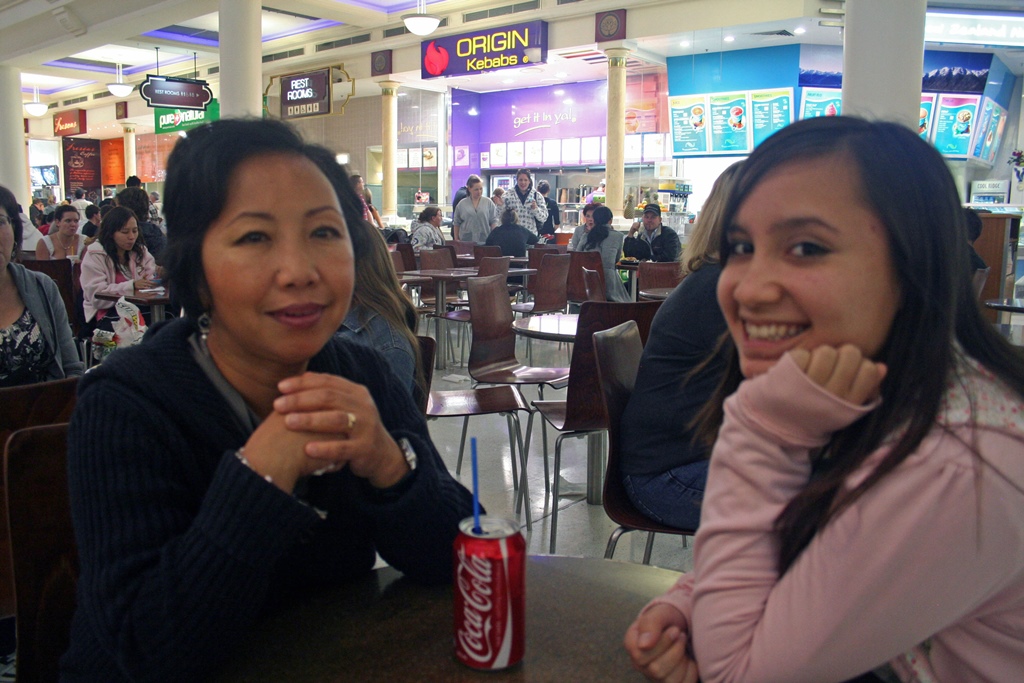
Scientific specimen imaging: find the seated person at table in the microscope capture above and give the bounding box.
[626,117,1024,683]
[409,205,446,253]
[81,204,102,238]
[964,207,986,272]
[619,163,740,530]
[79,206,157,332]
[623,204,681,263]
[567,202,601,251]
[62,118,475,682]
[35,204,85,260]
[304,148,424,398]
[580,206,629,302]
[0,184,83,385]
[486,206,539,257]
[116,186,167,263]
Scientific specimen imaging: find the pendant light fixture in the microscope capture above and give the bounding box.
[107,63,134,98]
[403,0,440,36]
[24,86,48,117]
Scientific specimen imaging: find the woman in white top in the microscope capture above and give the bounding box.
[36,205,86,260]
[501,169,548,236]
[452,175,498,244]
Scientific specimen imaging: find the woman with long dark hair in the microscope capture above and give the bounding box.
[79,205,157,330]
[626,116,1024,682]
[581,205,628,302]
[501,168,547,236]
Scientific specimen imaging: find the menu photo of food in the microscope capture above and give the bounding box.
[454,145,470,168]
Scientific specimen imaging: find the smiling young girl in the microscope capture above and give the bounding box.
[625,116,1024,682]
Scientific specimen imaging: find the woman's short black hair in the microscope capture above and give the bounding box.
[54,205,79,224]
[162,118,320,319]
[0,185,24,253]
[500,206,517,226]
[592,206,613,226]
[418,206,441,223]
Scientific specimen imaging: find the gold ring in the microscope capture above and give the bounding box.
[346,412,357,431]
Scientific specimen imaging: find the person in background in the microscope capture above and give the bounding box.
[502,168,548,236]
[363,188,386,231]
[568,202,602,251]
[623,203,681,262]
[82,204,102,239]
[491,186,504,208]
[626,116,1024,683]
[580,205,628,302]
[29,197,45,228]
[63,118,474,681]
[619,162,741,531]
[0,184,83,385]
[964,207,986,271]
[117,187,167,263]
[537,180,560,242]
[149,191,163,226]
[486,206,539,257]
[350,174,372,223]
[409,205,446,253]
[453,175,497,244]
[79,206,157,331]
[70,188,92,216]
[35,205,85,260]
[452,181,469,213]
[124,175,142,188]
[584,179,606,204]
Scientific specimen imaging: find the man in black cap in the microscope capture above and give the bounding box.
[623,203,680,262]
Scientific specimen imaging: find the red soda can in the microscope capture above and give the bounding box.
[453,516,526,670]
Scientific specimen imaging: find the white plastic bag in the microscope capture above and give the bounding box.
[112,297,147,347]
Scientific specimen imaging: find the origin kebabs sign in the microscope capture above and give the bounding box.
[140,75,213,111]
[421,21,547,79]
[280,69,331,120]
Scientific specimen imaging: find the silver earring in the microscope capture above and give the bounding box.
[197,312,211,342]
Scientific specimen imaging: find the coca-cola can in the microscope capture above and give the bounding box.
[453,516,526,670]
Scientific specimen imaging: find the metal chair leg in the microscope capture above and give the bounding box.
[604,526,628,559]
[504,414,519,491]
[642,532,656,565]
[454,416,471,474]
[508,411,531,531]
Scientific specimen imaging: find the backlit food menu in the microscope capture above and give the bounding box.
[969,97,1007,167]
[931,94,980,159]
[799,88,841,119]
[918,94,937,140]
[708,92,750,154]
[750,88,793,148]
[669,94,709,155]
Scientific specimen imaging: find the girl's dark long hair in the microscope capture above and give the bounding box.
[695,116,1024,573]
[585,206,613,251]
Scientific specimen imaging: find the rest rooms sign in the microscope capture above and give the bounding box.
[281,69,331,120]
[421,21,547,79]
[154,99,220,134]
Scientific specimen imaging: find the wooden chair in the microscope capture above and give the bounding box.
[593,322,694,564]
[473,245,502,260]
[0,377,78,620]
[4,423,79,683]
[390,250,406,274]
[21,258,83,338]
[530,301,661,553]
[439,257,511,366]
[637,261,684,296]
[512,254,570,316]
[524,246,559,298]
[566,251,604,305]
[419,336,534,530]
[450,240,477,256]
[582,267,607,302]
[395,243,417,272]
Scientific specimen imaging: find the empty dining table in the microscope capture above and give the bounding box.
[216,555,680,682]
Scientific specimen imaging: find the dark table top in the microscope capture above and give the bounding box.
[985,298,1024,314]
[95,289,171,306]
[217,555,679,682]
[511,313,578,342]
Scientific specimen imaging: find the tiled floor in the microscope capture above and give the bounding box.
[423,327,695,574]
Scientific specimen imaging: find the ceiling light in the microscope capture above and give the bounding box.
[723,35,735,43]
[562,99,573,105]
[403,0,441,36]
[467,107,479,116]
[107,64,134,98]
[794,27,806,35]
[24,86,48,117]
[679,40,690,48]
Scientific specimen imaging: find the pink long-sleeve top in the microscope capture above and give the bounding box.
[648,353,1024,683]
[80,242,156,322]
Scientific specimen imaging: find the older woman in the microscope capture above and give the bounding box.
[35,204,85,260]
[409,205,446,252]
[0,185,83,385]
[63,119,474,681]
[79,206,157,331]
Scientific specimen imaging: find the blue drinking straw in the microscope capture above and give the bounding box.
[471,437,482,534]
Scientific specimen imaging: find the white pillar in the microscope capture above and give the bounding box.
[379,80,400,218]
[0,66,30,207]
[604,47,630,217]
[219,0,263,117]
[122,124,137,180]
[842,0,927,130]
